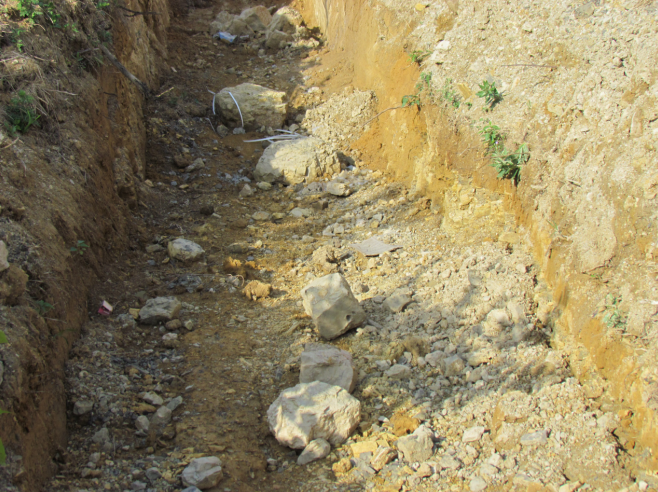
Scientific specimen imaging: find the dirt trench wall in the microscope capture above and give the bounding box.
[0,1,169,489]
[296,0,658,473]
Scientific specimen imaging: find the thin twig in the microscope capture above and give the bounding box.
[99,45,149,96]
[43,89,78,96]
[155,86,174,98]
[363,106,403,126]
[1,137,20,150]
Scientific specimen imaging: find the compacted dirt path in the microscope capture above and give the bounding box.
[45,3,646,492]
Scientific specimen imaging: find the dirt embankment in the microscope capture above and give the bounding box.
[295,0,658,473]
[0,1,170,489]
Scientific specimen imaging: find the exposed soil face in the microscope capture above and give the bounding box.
[1,0,657,491]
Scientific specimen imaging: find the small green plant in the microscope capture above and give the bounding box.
[4,90,40,136]
[408,49,432,64]
[491,143,529,184]
[11,28,27,51]
[476,80,503,110]
[602,294,626,331]
[402,72,433,109]
[478,120,505,154]
[402,94,421,108]
[96,0,111,8]
[70,240,89,255]
[34,300,54,316]
[441,78,461,109]
[15,0,62,27]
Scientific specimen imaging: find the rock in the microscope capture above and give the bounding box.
[217,83,287,131]
[370,446,397,471]
[299,344,357,392]
[462,426,486,442]
[145,467,162,482]
[470,476,488,491]
[136,415,150,432]
[297,438,331,465]
[92,427,110,444]
[225,17,252,36]
[267,6,302,35]
[290,207,313,218]
[239,184,255,198]
[73,400,94,416]
[396,426,434,463]
[520,430,548,446]
[243,280,272,300]
[256,181,272,190]
[0,241,9,272]
[209,11,234,35]
[327,181,352,197]
[143,392,163,406]
[266,30,293,49]
[267,381,361,448]
[185,158,204,172]
[492,391,535,429]
[439,454,462,470]
[301,273,367,340]
[416,462,433,478]
[168,239,205,262]
[442,354,465,377]
[139,297,182,325]
[181,457,223,490]
[228,242,250,254]
[425,351,444,368]
[238,5,272,32]
[383,288,413,313]
[182,488,203,492]
[507,301,527,324]
[0,265,28,305]
[254,137,340,185]
[385,364,412,380]
[131,481,147,491]
[252,211,271,221]
[167,396,184,412]
[151,406,172,427]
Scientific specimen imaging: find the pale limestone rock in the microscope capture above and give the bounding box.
[139,297,182,325]
[181,457,223,490]
[217,83,287,131]
[297,438,331,465]
[300,344,357,392]
[168,239,205,262]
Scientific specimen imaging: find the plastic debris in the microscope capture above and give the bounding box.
[213,31,236,44]
[98,301,113,316]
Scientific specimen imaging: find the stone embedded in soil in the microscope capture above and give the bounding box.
[243,280,272,300]
[385,364,412,380]
[0,240,9,272]
[267,381,361,449]
[383,287,413,313]
[266,30,293,49]
[73,400,94,416]
[142,392,163,406]
[92,427,110,444]
[135,415,150,432]
[299,344,357,392]
[470,476,488,491]
[442,354,466,377]
[217,83,287,131]
[301,273,367,340]
[168,238,205,262]
[462,425,486,442]
[238,6,272,32]
[327,181,352,197]
[252,211,271,221]
[228,242,250,254]
[371,446,397,471]
[297,438,331,465]
[139,296,182,325]
[396,426,434,463]
[520,430,548,446]
[150,405,172,427]
[239,184,254,198]
[181,456,223,490]
[254,137,340,185]
[167,396,184,412]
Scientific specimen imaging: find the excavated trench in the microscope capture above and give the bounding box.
[0,0,657,491]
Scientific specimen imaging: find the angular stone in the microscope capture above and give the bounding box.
[290,207,313,218]
[383,288,413,313]
[239,184,254,198]
[167,396,184,412]
[470,476,488,491]
[266,30,293,49]
[327,181,352,197]
[136,415,150,432]
[370,446,397,471]
[151,406,172,427]
[217,83,287,131]
[238,5,271,32]
[520,430,548,446]
[462,426,485,442]
[92,427,109,444]
[425,351,444,368]
[385,364,412,380]
[439,454,462,470]
[0,241,9,272]
[143,392,163,406]
[267,381,361,449]
[252,211,271,221]
[139,297,182,325]
[168,239,205,262]
[145,467,161,482]
[301,273,366,340]
[181,457,223,490]
[73,400,94,416]
[396,426,434,463]
[267,6,302,35]
[209,11,235,35]
[300,344,357,392]
[442,354,465,377]
[254,137,340,185]
[297,438,331,465]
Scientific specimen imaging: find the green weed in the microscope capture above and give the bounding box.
[4,90,40,136]
[402,72,433,109]
[491,143,529,184]
[15,0,61,27]
[70,240,89,255]
[441,78,461,109]
[478,120,505,154]
[34,300,54,316]
[408,49,432,64]
[603,294,626,331]
[476,80,503,110]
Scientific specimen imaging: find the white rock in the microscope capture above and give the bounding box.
[470,476,488,491]
[462,425,486,442]
[300,344,357,392]
[181,457,223,490]
[520,430,548,446]
[143,392,163,406]
[73,400,94,416]
[252,211,271,221]
[217,83,287,131]
[267,6,302,35]
[208,11,234,35]
[136,415,150,432]
[507,301,528,324]
[256,181,272,190]
[139,297,182,325]
[92,427,110,444]
[301,273,366,340]
[0,241,8,272]
[290,207,313,218]
[297,438,331,465]
[327,181,352,197]
[254,137,340,185]
[383,288,413,313]
[442,354,465,377]
[168,239,205,262]
[425,351,444,368]
[266,30,293,49]
[385,364,411,380]
[238,5,272,32]
[267,381,361,449]
[167,396,184,412]
[396,426,434,462]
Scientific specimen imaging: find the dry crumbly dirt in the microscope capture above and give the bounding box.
[0,0,656,491]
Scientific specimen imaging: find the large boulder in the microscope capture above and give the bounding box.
[301,273,366,340]
[267,7,303,35]
[266,30,293,49]
[267,381,361,449]
[139,297,182,325]
[300,344,357,392]
[168,238,205,262]
[216,83,287,131]
[181,457,223,490]
[254,137,341,185]
[239,6,272,32]
[208,11,235,35]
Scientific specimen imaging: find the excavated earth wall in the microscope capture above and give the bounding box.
[0,1,169,489]
[295,0,658,474]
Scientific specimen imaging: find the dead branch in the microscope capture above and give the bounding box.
[99,44,149,97]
